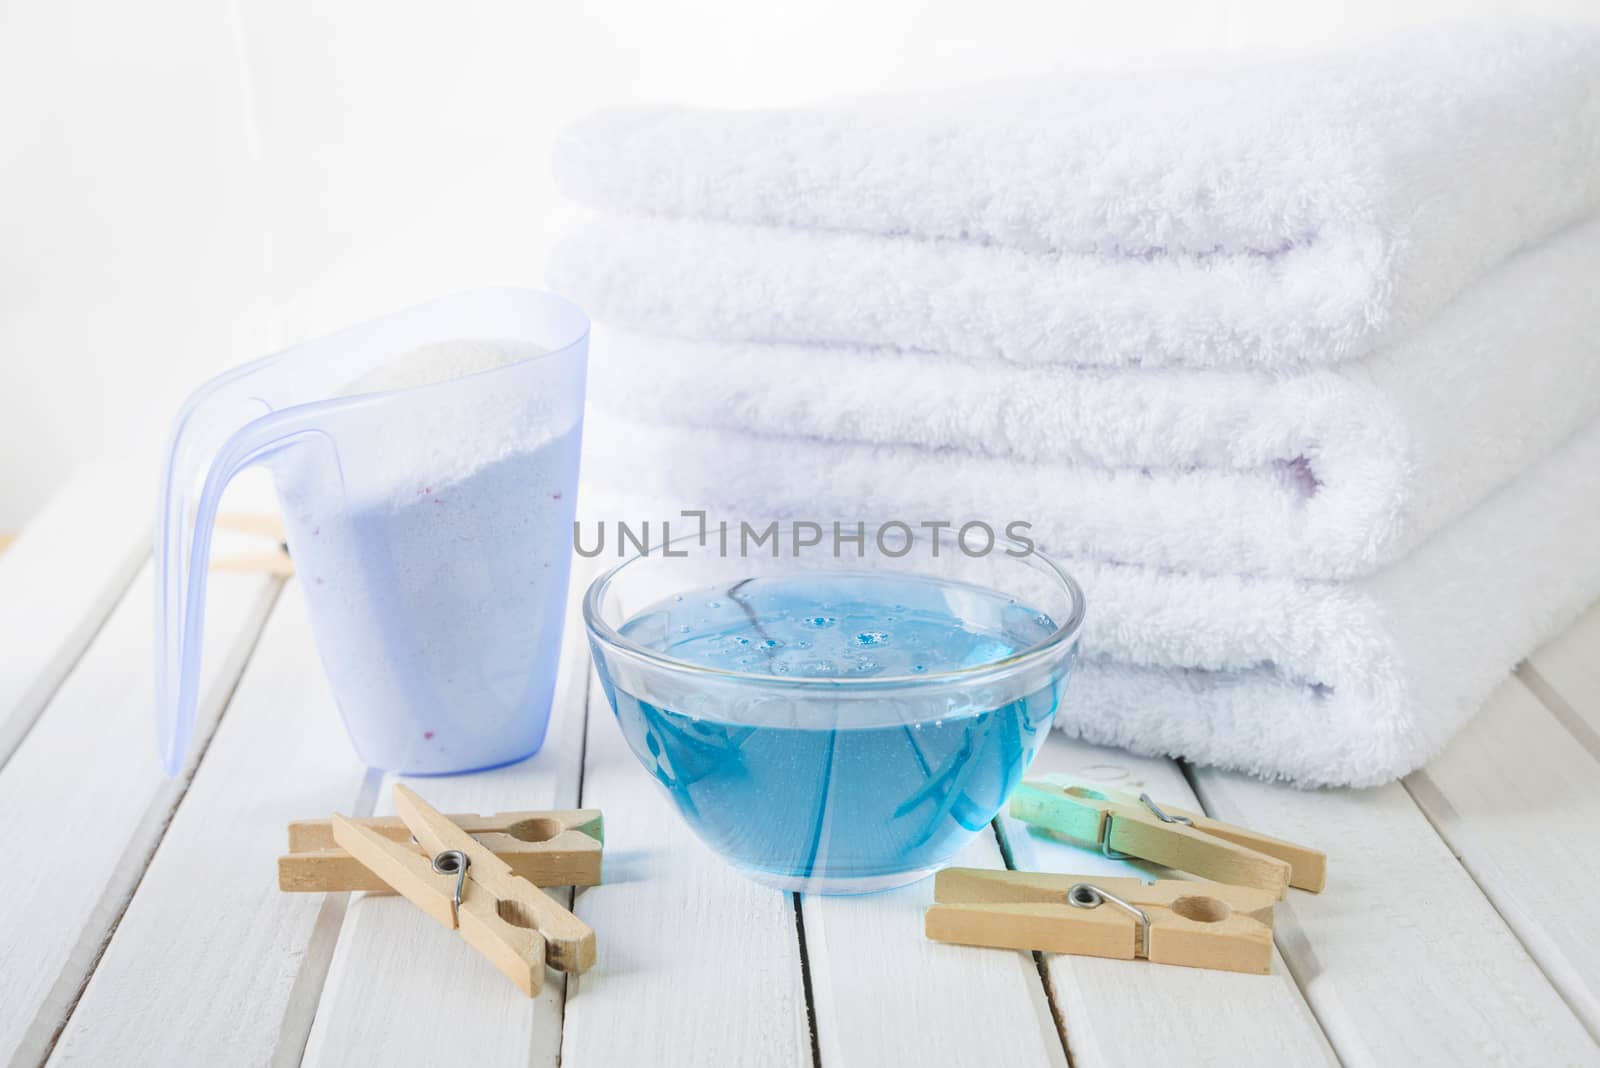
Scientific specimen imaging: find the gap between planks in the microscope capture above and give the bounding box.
[558,644,600,1053]
[559,669,812,1067]
[34,579,289,1068]
[1400,661,1600,1043]
[298,570,595,1068]
[798,809,1068,1066]
[989,817,1075,1066]
[48,584,378,1067]
[1188,724,1600,1063]
[271,765,387,1068]
[1517,662,1600,767]
[556,558,603,1056]
[0,461,151,775]
[790,891,825,1068]
[0,567,282,1068]
[998,738,1336,1068]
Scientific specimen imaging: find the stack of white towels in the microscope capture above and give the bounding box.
[550,23,1600,786]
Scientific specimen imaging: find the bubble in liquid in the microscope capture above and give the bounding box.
[913,664,928,673]
[707,600,722,608]
[758,638,784,649]
[855,631,890,646]
[805,616,838,629]
[1002,602,1055,643]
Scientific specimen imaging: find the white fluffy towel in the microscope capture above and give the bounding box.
[582,416,1600,787]
[555,20,1600,785]
[553,23,1600,370]
[566,214,1600,581]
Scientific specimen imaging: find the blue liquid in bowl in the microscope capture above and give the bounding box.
[597,573,1069,892]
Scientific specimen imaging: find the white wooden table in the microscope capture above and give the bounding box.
[4,464,1600,1067]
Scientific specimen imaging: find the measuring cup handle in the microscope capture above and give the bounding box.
[153,370,335,776]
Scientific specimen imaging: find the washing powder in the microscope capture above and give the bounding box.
[276,340,583,773]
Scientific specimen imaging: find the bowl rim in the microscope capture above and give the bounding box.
[581,522,1087,690]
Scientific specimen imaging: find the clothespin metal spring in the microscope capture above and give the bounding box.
[1067,882,1151,958]
[1138,793,1193,826]
[1098,793,1195,860]
[432,849,470,927]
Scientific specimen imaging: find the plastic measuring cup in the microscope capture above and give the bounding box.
[155,289,588,775]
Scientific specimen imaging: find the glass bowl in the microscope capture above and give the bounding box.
[583,522,1086,894]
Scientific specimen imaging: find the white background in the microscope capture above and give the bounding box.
[2,0,1597,528]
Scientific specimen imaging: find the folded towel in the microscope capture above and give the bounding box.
[572,213,1600,582]
[553,23,1600,369]
[553,214,1396,370]
[581,414,1600,786]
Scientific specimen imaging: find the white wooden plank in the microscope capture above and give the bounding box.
[1403,674,1600,1042]
[802,831,1068,1068]
[1522,599,1600,750]
[45,583,371,1066]
[0,460,148,765]
[0,564,278,1068]
[1192,740,1599,1065]
[994,734,1337,1068]
[301,579,593,1068]
[559,677,813,1067]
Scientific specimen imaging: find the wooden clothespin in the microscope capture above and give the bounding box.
[216,512,287,541]
[1009,777,1326,898]
[279,807,603,893]
[926,868,1277,974]
[212,512,293,575]
[327,785,597,996]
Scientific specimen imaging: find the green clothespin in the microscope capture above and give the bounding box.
[1009,776,1326,896]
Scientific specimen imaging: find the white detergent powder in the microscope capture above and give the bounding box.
[337,338,534,397]
[331,339,571,507]
[277,339,584,773]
